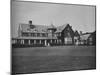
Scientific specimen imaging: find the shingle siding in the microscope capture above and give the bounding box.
[12,21,96,47]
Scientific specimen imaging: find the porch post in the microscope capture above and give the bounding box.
[59,39,61,44]
[21,40,23,44]
[57,40,58,44]
[45,40,47,46]
[23,40,24,44]
[55,40,56,44]
[20,39,22,44]
[51,40,52,43]
[40,40,41,44]
[28,39,30,45]
[14,40,16,44]
[34,40,36,44]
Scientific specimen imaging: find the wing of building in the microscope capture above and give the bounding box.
[80,31,96,45]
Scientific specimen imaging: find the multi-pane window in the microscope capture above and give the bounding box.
[22,32,29,37]
[42,33,46,37]
[39,33,42,37]
[34,33,37,37]
[67,32,71,37]
[89,38,92,41]
[31,33,35,37]
[22,32,49,37]
[37,33,40,37]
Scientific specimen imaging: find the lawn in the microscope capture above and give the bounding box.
[12,46,96,74]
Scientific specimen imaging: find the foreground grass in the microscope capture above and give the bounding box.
[12,46,96,74]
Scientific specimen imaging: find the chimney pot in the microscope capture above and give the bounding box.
[29,20,32,25]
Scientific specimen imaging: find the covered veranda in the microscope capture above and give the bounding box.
[12,37,62,47]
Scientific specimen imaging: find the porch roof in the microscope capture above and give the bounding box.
[12,37,57,40]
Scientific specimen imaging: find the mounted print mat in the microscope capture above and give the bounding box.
[11,0,96,74]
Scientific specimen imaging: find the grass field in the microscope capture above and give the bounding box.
[12,46,96,74]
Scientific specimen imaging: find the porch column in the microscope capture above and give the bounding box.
[34,40,36,44]
[57,40,59,43]
[45,40,47,46]
[21,40,23,44]
[51,40,52,43]
[40,40,41,44]
[20,39,22,44]
[59,39,61,44]
[23,40,24,44]
[55,40,57,43]
[28,39,30,45]
[15,40,16,44]
[20,39,21,44]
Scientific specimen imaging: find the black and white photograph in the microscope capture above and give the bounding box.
[11,0,96,75]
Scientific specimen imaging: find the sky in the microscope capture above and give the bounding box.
[11,1,96,37]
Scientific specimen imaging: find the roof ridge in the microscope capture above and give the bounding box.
[20,23,49,26]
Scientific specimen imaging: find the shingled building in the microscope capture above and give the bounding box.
[12,20,75,47]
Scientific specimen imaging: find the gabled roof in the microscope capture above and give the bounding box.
[74,30,80,36]
[19,23,71,34]
[55,23,69,33]
[80,33,91,40]
[20,23,49,33]
[88,31,96,38]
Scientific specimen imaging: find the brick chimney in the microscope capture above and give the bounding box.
[29,20,32,25]
[29,20,35,29]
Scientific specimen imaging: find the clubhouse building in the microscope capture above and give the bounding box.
[12,20,96,47]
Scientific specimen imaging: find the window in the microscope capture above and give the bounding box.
[37,33,40,37]
[28,33,29,36]
[34,33,37,37]
[31,33,35,37]
[42,33,46,37]
[39,33,42,37]
[89,38,92,41]
[67,32,70,37]
[22,32,29,37]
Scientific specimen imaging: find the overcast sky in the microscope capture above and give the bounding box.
[11,1,96,37]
